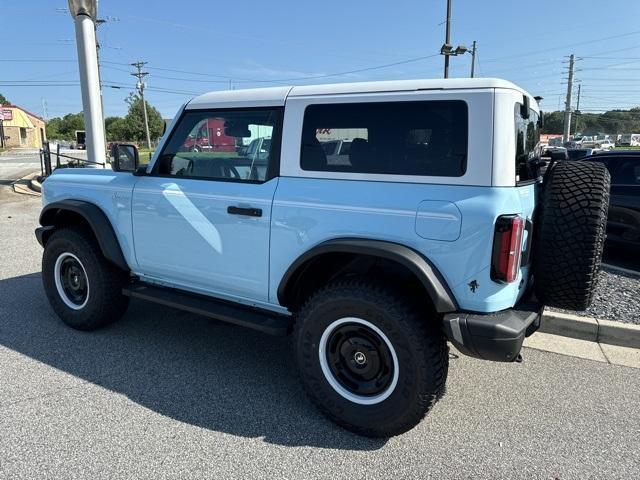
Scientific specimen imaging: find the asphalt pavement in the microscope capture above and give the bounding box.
[0,149,42,186]
[1,193,639,479]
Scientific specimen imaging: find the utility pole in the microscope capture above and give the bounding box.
[131,61,151,149]
[443,0,452,78]
[470,40,477,78]
[574,84,581,135]
[562,54,575,144]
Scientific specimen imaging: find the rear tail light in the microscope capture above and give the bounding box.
[491,215,525,283]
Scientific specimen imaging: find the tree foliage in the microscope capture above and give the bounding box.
[542,108,640,135]
[46,94,165,143]
[0,92,9,104]
[119,93,164,142]
[45,113,85,140]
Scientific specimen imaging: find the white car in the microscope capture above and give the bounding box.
[595,139,615,150]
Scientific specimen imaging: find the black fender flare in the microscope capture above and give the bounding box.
[277,238,458,313]
[37,200,129,271]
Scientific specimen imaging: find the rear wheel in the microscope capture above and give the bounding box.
[42,228,130,330]
[534,160,610,310]
[293,278,448,437]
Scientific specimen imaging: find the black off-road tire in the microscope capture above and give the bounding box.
[42,227,130,330]
[293,278,448,437]
[534,160,610,310]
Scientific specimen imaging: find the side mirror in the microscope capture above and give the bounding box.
[520,95,530,119]
[110,143,139,172]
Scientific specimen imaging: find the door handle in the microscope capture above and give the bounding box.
[227,206,262,217]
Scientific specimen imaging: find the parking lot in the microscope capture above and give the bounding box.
[1,189,639,479]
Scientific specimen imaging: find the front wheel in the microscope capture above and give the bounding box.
[42,228,130,330]
[293,278,448,437]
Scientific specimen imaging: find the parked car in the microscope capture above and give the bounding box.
[35,78,610,437]
[566,135,592,149]
[596,139,615,150]
[619,134,640,147]
[583,151,640,247]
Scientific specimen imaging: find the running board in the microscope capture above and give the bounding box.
[122,283,292,336]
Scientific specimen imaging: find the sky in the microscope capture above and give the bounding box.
[1,0,640,120]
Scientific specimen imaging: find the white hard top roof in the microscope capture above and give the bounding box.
[186,78,531,109]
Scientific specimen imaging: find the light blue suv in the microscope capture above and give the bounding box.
[36,78,610,437]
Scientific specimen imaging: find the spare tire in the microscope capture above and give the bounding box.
[534,160,610,310]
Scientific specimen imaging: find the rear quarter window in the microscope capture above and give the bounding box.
[300,100,468,177]
[514,103,541,183]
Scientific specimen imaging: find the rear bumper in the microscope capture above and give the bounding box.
[442,298,542,362]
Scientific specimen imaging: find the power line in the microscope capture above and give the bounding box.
[484,29,640,62]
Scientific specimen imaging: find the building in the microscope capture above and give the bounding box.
[0,104,46,149]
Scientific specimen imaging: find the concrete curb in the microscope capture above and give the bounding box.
[11,171,41,196]
[541,310,640,349]
[30,177,42,193]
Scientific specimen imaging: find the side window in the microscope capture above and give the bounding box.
[612,158,640,186]
[156,108,281,182]
[300,101,468,177]
[514,103,541,183]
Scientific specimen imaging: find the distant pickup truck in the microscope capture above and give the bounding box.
[582,136,615,150]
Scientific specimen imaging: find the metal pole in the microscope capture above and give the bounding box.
[140,86,151,150]
[444,0,452,78]
[131,61,152,149]
[44,141,52,176]
[574,84,581,135]
[72,12,106,166]
[562,54,575,144]
[470,40,477,78]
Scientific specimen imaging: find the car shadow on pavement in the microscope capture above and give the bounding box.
[0,272,386,451]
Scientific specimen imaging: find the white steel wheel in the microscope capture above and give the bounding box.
[318,317,399,405]
[53,252,90,310]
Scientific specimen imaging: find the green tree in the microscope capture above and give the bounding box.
[543,108,640,136]
[105,116,129,141]
[45,117,64,139]
[0,92,9,105]
[45,113,84,140]
[542,111,565,134]
[123,93,164,142]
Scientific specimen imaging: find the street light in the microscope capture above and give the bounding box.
[68,0,97,19]
[68,0,106,165]
[440,43,468,78]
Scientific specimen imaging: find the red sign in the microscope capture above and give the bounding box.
[2,109,12,121]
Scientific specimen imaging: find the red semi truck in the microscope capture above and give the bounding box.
[183,118,236,152]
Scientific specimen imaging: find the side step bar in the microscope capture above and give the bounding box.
[123,283,292,336]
